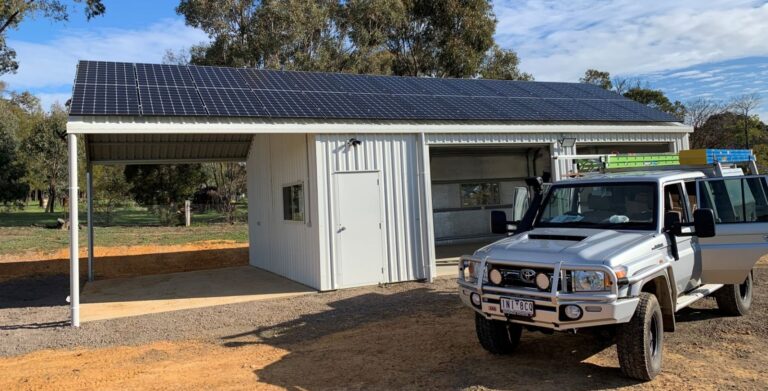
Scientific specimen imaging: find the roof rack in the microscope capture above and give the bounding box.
[554,149,759,178]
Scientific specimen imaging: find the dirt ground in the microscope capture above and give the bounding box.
[1,268,767,390]
[0,240,248,282]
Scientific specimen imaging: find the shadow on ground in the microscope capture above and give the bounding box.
[221,285,641,390]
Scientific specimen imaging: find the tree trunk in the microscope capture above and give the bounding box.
[47,182,56,213]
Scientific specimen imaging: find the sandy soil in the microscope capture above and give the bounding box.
[0,241,248,282]
[1,270,766,390]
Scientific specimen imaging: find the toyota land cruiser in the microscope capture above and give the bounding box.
[458,158,768,380]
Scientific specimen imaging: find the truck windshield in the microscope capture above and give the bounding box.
[535,182,657,230]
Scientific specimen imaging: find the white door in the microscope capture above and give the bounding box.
[696,175,768,284]
[334,171,385,288]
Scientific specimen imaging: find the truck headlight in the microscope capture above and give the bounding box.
[460,259,483,283]
[572,271,608,292]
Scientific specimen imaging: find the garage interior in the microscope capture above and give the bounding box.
[430,145,551,261]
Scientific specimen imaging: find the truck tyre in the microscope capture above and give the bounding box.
[616,293,663,381]
[475,313,522,354]
[713,271,753,316]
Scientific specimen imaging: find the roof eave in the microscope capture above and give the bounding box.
[67,115,692,135]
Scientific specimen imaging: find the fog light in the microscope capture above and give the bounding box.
[564,305,582,320]
[535,272,551,290]
[489,269,503,285]
[470,293,481,307]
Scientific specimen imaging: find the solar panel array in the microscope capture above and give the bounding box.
[69,60,680,122]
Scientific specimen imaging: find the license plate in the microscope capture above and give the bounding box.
[500,298,535,317]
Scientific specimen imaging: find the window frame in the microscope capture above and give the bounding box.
[282,181,305,223]
[696,175,768,224]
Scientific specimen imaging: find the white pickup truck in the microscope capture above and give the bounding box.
[458,167,768,380]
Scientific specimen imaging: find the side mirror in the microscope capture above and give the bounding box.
[664,211,681,234]
[491,210,510,234]
[693,208,716,238]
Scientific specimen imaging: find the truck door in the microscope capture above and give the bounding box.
[696,175,768,284]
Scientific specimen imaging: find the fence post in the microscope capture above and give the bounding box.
[185,200,191,227]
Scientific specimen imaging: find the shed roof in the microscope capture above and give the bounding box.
[68,60,680,123]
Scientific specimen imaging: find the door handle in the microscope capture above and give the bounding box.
[337,226,346,233]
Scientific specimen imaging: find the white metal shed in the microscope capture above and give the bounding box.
[65,61,692,326]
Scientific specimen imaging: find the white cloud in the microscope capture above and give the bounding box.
[2,18,207,91]
[493,0,768,81]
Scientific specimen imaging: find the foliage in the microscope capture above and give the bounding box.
[579,69,612,90]
[623,87,686,120]
[124,164,207,225]
[577,68,687,120]
[479,45,533,80]
[692,112,768,170]
[92,165,131,224]
[0,0,105,75]
[20,105,69,213]
[202,162,247,223]
[177,0,529,79]
[0,127,28,207]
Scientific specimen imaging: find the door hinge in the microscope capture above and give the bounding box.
[379,222,382,229]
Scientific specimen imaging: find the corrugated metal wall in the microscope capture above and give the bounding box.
[247,134,322,289]
[315,134,425,289]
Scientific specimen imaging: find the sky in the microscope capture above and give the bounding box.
[2,0,768,119]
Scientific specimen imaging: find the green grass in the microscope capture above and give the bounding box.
[0,204,250,256]
[0,204,248,227]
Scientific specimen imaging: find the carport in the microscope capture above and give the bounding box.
[66,60,691,327]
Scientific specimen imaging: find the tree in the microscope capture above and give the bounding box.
[21,106,69,213]
[579,69,612,90]
[124,164,207,225]
[0,0,105,75]
[623,87,686,121]
[479,45,533,80]
[91,165,130,225]
[694,112,767,171]
[0,126,28,207]
[728,93,762,149]
[686,98,724,148]
[203,162,247,223]
[177,0,513,78]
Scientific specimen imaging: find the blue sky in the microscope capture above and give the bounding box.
[2,0,768,119]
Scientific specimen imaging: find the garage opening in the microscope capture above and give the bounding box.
[430,145,552,263]
[577,142,673,155]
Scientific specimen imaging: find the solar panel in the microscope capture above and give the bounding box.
[135,63,195,87]
[189,66,250,89]
[198,88,269,117]
[69,60,682,122]
[70,83,140,115]
[76,61,135,85]
[138,85,207,116]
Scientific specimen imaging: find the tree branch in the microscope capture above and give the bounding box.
[0,0,35,35]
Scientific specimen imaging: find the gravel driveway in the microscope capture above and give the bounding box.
[1,269,767,390]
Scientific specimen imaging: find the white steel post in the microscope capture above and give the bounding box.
[86,165,94,282]
[68,134,80,327]
[418,133,436,282]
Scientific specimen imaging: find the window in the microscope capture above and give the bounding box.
[282,183,304,221]
[698,177,768,223]
[460,182,500,207]
[536,183,657,230]
[663,183,689,225]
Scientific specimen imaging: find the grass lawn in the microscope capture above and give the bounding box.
[0,205,249,256]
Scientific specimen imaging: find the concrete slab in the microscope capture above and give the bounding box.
[436,264,458,278]
[435,242,490,263]
[81,266,315,322]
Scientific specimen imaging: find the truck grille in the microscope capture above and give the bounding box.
[487,264,570,292]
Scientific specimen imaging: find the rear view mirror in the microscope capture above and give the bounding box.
[693,208,716,238]
[491,210,510,234]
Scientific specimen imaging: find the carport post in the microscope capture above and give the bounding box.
[86,164,94,282]
[68,134,80,327]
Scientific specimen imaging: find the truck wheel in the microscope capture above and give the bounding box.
[475,313,522,354]
[714,271,753,316]
[616,293,663,381]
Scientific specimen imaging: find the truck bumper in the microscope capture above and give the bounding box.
[458,284,639,331]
